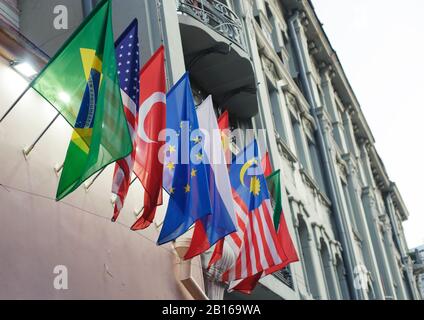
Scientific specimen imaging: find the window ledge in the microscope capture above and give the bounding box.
[299,167,331,207]
[275,131,298,164]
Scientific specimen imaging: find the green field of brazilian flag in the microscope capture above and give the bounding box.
[30,0,132,200]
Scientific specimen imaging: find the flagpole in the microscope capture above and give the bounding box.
[130,176,137,185]
[110,175,137,206]
[23,112,61,157]
[84,167,106,190]
[155,0,170,89]
[0,85,32,123]
[134,206,144,217]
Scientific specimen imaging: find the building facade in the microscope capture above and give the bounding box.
[0,0,420,300]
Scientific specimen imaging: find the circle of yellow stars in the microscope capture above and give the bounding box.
[165,121,203,196]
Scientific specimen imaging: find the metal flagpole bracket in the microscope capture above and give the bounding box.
[154,218,164,229]
[133,206,144,217]
[84,167,106,191]
[110,194,117,207]
[22,112,60,158]
[54,162,64,176]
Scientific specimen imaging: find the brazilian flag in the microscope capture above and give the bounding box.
[30,0,132,200]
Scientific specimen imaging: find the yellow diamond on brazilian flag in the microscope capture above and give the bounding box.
[30,0,132,200]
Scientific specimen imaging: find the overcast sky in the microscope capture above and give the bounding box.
[312,0,424,249]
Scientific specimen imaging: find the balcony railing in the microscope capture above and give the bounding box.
[176,0,248,51]
[274,267,294,289]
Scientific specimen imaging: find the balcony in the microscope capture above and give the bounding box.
[176,0,258,119]
[177,0,247,51]
[0,0,19,30]
[274,268,294,289]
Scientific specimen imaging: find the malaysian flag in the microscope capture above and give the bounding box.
[111,19,140,222]
[221,140,289,292]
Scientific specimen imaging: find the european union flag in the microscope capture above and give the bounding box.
[158,73,213,245]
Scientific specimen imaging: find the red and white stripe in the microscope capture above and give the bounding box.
[111,90,138,221]
[222,190,285,284]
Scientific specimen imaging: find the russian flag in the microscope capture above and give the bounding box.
[184,96,238,260]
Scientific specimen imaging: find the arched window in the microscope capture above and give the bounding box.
[320,239,339,300]
[297,217,320,299]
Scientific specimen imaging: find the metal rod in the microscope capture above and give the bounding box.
[111,176,137,206]
[155,0,171,89]
[23,112,60,157]
[0,85,31,123]
[134,206,144,217]
[130,176,137,185]
[84,167,106,191]
[54,162,64,175]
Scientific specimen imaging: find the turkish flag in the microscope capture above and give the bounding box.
[261,152,272,177]
[218,110,231,165]
[131,46,166,230]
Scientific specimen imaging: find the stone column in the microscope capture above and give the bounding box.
[381,218,408,300]
[359,142,397,299]
[385,193,420,300]
[320,67,348,153]
[159,0,187,84]
[361,190,396,299]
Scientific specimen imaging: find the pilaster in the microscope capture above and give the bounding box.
[342,153,385,299]
[380,217,407,300]
[320,67,348,154]
[361,187,397,299]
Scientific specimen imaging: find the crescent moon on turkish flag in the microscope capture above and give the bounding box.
[138,92,166,143]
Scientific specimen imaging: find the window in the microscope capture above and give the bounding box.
[308,137,327,194]
[291,115,308,171]
[268,82,288,144]
[341,180,359,232]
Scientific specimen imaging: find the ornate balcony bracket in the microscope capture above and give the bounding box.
[176,0,247,51]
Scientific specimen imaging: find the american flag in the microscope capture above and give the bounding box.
[111,20,140,222]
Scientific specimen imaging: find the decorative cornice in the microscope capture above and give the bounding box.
[307,40,319,55]
[341,153,358,177]
[300,110,317,131]
[261,54,279,82]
